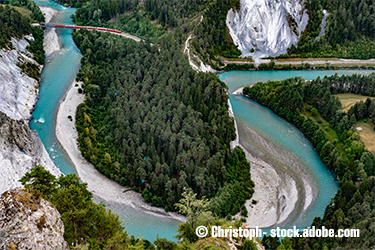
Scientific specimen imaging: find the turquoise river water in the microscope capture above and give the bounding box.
[219,70,374,230]
[29,0,374,242]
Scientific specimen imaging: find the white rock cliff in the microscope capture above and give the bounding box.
[226,0,308,61]
[0,37,40,122]
[0,36,62,195]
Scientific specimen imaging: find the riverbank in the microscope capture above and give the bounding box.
[231,87,244,95]
[0,10,62,195]
[238,121,314,227]
[39,5,60,57]
[39,5,55,23]
[228,91,298,227]
[55,80,185,222]
[229,87,315,227]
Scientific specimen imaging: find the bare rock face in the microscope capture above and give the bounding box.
[0,32,62,201]
[226,0,309,61]
[0,111,62,195]
[0,37,41,122]
[0,188,69,250]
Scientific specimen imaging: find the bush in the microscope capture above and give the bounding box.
[240,206,248,217]
[154,237,178,250]
[311,108,318,117]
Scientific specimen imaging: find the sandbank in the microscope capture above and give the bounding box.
[38,5,61,57]
[229,88,314,227]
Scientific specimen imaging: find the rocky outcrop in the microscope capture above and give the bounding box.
[0,188,69,250]
[0,111,61,195]
[226,0,309,61]
[0,31,62,195]
[0,36,41,122]
[184,35,215,73]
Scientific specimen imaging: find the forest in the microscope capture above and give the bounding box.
[19,166,258,249]
[243,73,375,249]
[0,0,45,22]
[63,0,240,62]
[287,0,375,59]
[190,0,241,66]
[0,1,45,74]
[73,29,254,217]
[0,5,33,49]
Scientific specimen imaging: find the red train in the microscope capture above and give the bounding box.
[52,25,121,34]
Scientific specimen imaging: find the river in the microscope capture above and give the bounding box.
[220,70,374,229]
[30,0,180,242]
[29,0,374,242]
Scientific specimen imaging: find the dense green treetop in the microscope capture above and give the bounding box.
[287,0,375,59]
[18,166,256,249]
[73,29,253,217]
[61,0,241,60]
[0,5,32,48]
[0,0,45,22]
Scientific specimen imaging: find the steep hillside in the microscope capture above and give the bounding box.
[0,36,41,121]
[288,0,375,59]
[0,111,61,194]
[0,4,61,194]
[57,0,375,61]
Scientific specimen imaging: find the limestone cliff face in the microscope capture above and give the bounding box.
[0,36,41,122]
[226,0,308,60]
[0,111,62,195]
[0,188,69,250]
[0,34,62,195]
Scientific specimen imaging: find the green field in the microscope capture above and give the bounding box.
[334,93,375,112]
[356,120,375,154]
[303,104,346,154]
